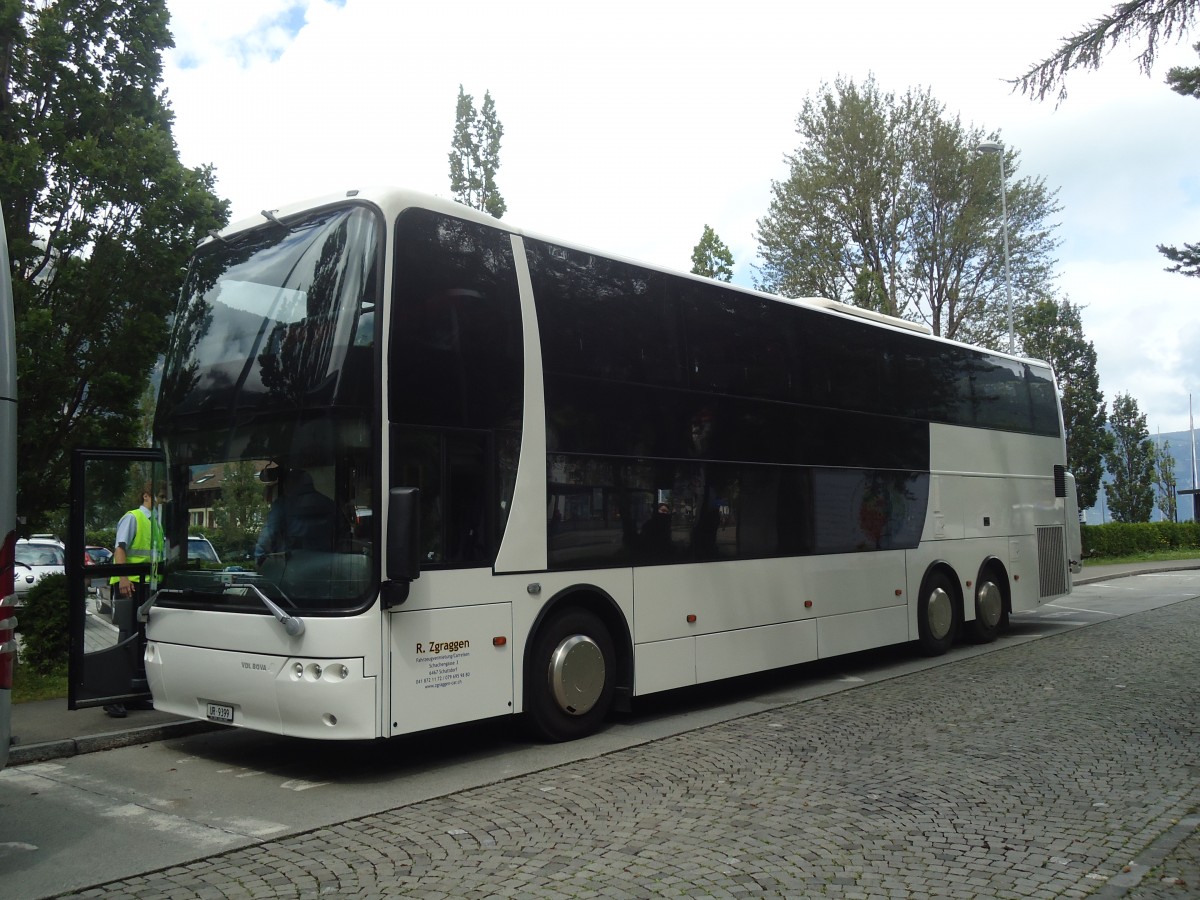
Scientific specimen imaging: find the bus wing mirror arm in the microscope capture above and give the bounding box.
[383,487,420,609]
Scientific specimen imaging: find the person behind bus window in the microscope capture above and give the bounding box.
[640,502,674,560]
[253,465,338,567]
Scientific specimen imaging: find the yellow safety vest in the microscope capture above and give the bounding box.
[110,508,163,585]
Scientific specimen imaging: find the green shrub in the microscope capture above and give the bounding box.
[1082,521,1200,558]
[17,573,70,675]
[86,528,116,552]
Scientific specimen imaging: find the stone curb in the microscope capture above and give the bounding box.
[1090,813,1200,898]
[1074,564,1200,586]
[9,719,220,766]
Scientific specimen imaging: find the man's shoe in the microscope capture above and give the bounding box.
[104,704,127,718]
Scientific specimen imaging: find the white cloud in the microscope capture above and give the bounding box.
[162,0,1200,432]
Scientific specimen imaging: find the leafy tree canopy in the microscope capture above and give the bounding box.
[448,85,506,219]
[690,225,735,281]
[1104,392,1156,522]
[0,0,230,529]
[1153,438,1178,522]
[756,74,1060,349]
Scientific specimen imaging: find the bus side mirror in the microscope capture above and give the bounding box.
[382,487,420,608]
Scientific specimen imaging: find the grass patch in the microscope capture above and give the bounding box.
[13,664,68,704]
[1083,549,1200,567]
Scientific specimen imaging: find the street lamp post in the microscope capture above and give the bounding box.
[974,140,1014,354]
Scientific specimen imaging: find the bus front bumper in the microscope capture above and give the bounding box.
[146,640,378,740]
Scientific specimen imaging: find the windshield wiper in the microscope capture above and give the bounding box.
[139,584,305,637]
[260,209,294,233]
[235,582,305,637]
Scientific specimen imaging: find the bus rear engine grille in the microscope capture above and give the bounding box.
[1037,525,1068,598]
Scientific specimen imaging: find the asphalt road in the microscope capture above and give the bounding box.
[1,570,1197,899]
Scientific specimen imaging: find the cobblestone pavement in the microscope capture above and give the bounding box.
[62,599,1200,899]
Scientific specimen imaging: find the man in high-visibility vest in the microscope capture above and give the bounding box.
[105,482,162,718]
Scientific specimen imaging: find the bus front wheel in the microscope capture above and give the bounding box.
[526,608,615,742]
[917,572,958,656]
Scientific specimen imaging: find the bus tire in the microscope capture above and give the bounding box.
[526,608,615,743]
[917,571,958,656]
[967,571,1005,644]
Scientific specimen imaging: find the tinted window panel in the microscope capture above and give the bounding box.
[798,313,889,414]
[680,283,796,401]
[547,454,928,570]
[1025,364,1061,436]
[545,377,930,471]
[389,209,523,569]
[390,210,523,432]
[527,241,684,388]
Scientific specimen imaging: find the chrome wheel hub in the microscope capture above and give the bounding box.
[927,587,953,640]
[977,581,1003,629]
[549,634,605,716]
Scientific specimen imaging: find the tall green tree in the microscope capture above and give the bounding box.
[1018,298,1111,510]
[0,0,229,530]
[690,225,735,281]
[1153,437,1179,521]
[755,75,1060,348]
[1104,392,1156,522]
[447,85,506,219]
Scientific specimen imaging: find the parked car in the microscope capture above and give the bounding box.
[188,535,221,564]
[84,545,114,601]
[84,545,113,567]
[12,537,66,605]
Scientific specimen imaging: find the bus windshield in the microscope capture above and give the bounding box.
[154,203,380,614]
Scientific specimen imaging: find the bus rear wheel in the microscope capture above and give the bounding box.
[967,574,1005,643]
[526,608,615,742]
[917,572,958,656]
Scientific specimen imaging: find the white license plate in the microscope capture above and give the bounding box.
[206,702,234,723]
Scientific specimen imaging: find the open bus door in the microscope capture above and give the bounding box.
[66,448,164,710]
[0,198,15,766]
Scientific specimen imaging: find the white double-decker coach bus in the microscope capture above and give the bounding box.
[69,188,1082,742]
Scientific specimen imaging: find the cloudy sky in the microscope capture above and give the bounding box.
[162,0,1200,444]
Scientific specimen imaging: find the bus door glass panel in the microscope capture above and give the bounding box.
[392,429,490,568]
[67,450,164,709]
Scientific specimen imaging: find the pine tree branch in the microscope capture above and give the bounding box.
[1012,0,1197,103]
